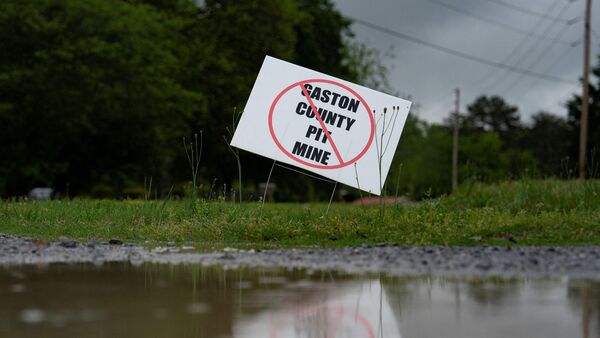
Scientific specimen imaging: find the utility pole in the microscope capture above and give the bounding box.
[579,0,592,179]
[452,88,460,193]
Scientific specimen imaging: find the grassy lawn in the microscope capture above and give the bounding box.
[0,179,598,247]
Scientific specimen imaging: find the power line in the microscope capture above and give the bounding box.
[513,43,579,103]
[347,16,576,84]
[482,0,575,93]
[482,0,579,24]
[500,15,577,95]
[463,0,563,91]
[424,0,574,44]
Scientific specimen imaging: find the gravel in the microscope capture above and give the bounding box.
[1,233,600,279]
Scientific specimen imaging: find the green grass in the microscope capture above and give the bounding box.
[0,179,598,247]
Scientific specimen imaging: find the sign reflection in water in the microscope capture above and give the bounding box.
[0,263,598,338]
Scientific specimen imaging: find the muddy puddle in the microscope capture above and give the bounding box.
[1,263,598,337]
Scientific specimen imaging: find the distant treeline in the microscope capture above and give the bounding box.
[0,0,598,200]
[394,93,599,198]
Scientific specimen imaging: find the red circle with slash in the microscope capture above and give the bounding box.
[268,79,375,169]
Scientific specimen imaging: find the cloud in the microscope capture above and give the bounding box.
[333,0,597,123]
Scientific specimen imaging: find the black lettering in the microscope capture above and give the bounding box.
[321,90,331,103]
[305,125,318,138]
[322,131,331,144]
[320,151,331,165]
[339,95,349,109]
[310,147,323,163]
[347,98,360,113]
[292,142,308,157]
[324,111,337,125]
[292,142,330,165]
[301,83,313,96]
[306,106,315,118]
[345,118,356,131]
[296,102,308,115]
[330,92,341,105]
[336,115,346,128]
[317,107,327,121]
[310,87,321,100]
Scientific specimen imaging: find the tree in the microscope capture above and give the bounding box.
[390,115,452,198]
[0,0,202,196]
[293,0,355,80]
[461,95,536,179]
[0,0,400,199]
[192,0,392,199]
[459,132,509,182]
[179,0,299,192]
[524,112,574,177]
[464,95,522,148]
[391,111,531,199]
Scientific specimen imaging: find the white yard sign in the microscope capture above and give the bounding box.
[231,56,411,195]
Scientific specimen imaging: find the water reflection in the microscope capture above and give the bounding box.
[0,263,598,337]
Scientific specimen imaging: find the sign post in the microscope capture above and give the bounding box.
[231,56,411,196]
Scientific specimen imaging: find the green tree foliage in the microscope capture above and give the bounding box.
[464,95,521,148]
[524,112,574,177]
[0,0,591,200]
[384,77,596,199]
[459,132,509,182]
[389,112,532,199]
[388,95,573,199]
[293,0,355,80]
[462,95,536,179]
[0,0,202,196]
[193,0,299,187]
[388,115,451,198]
[0,0,393,198]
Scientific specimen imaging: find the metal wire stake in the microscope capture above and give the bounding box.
[325,182,338,215]
[261,160,277,209]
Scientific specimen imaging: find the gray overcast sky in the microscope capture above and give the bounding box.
[331,0,600,124]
